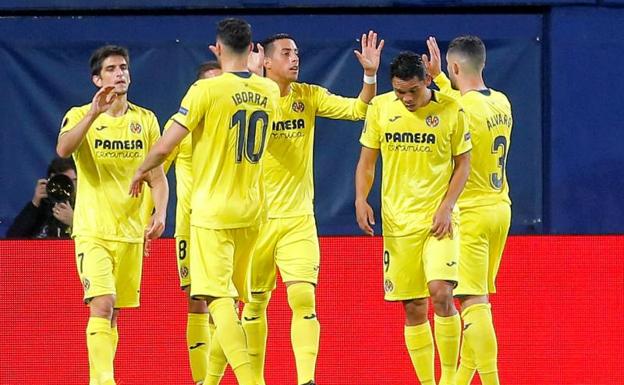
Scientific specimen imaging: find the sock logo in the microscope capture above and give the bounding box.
[303,314,317,320]
[446,261,457,267]
[189,342,206,350]
[244,316,260,321]
[463,323,472,331]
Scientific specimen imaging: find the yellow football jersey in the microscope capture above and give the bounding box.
[435,73,512,208]
[59,102,160,243]
[360,90,472,237]
[162,117,193,237]
[265,82,368,218]
[172,72,281,229]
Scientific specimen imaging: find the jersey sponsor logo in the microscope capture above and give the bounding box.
[464,132,471,141]
[292,100,305,113]
[385,132,436,144]
[95,125,107,131]
[83,278,90,290]
[244,316,260,321]
[95,139,144,150]
[446,261,457,267]
[425,115,440,128]
[463,322,473,331]
[389,115,402,122]
[303,314,317,320]
[384,279,394,293]
[231,91,268,108]
[271,119,305,139]
[180,266,189,278]
[178,106,189,116]
[94,139,144,159]
[129,122,142,134]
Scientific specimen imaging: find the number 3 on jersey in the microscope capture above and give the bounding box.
[231,109,269,163]
[490,135,508,190]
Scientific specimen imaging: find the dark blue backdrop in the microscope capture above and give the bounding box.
[0,9,614,236]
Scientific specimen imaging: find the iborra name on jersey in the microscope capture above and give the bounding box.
[231,91,268,108]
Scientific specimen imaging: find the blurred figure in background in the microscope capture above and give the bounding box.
[6,156,76,238]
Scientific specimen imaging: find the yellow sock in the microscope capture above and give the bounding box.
[434,313,461,385]
[287,283,319,385]
[208,298,253,385]
[242,292,271,385]
[86,317,116,385]
[456,332,476,385]
[111,326,118,356]
[462,303,499,385]
[204,322,227,385]
[187,313,210,384]
[404,322,435,385]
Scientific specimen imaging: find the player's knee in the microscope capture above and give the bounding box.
[243,291,271,318]
[89,295,115,319]
[287,282,316,317]
[403,299,428,325]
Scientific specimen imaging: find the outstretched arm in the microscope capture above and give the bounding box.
[129,121,189,197]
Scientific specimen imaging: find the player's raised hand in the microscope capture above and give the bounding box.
[248,43,265,76]
[90,85,117,116]
[354,30,385,75]
[128,168,150,197]
[356,199,376,236]
[431,204,453,240]
[422,36,442,78]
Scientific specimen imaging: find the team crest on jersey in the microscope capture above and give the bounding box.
[129,122,142,134]
[384,279,394,293]
[180,266,189,278]
[425,115,440,128]
[292,101,305,113]
[83,278,91,290]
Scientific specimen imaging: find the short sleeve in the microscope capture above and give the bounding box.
[359,99,382,149]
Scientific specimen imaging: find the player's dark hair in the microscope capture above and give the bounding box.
[261,33,295,57]
[390,51,427,81]
[216,18,252,54]
[448,35,486,71]
[89,45,129,76]
[47,157,76,177]
[196,61,221,80]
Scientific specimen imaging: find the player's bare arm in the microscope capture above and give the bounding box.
[355,146,379,236]
[431,151,471,240]
[422,36,442,78]
[354,30,384,104]
[143,165,168,240]
[56,85,117,158]
[129,121,188,197]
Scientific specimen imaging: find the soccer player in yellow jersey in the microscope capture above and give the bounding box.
[356,51,472,385]
[162,61,223,385]
[423,36,513,385]
[56,45,168,385]
[129,18,281,385]
[230,32,383,385]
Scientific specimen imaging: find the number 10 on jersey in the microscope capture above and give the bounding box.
[230,109,269,164]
